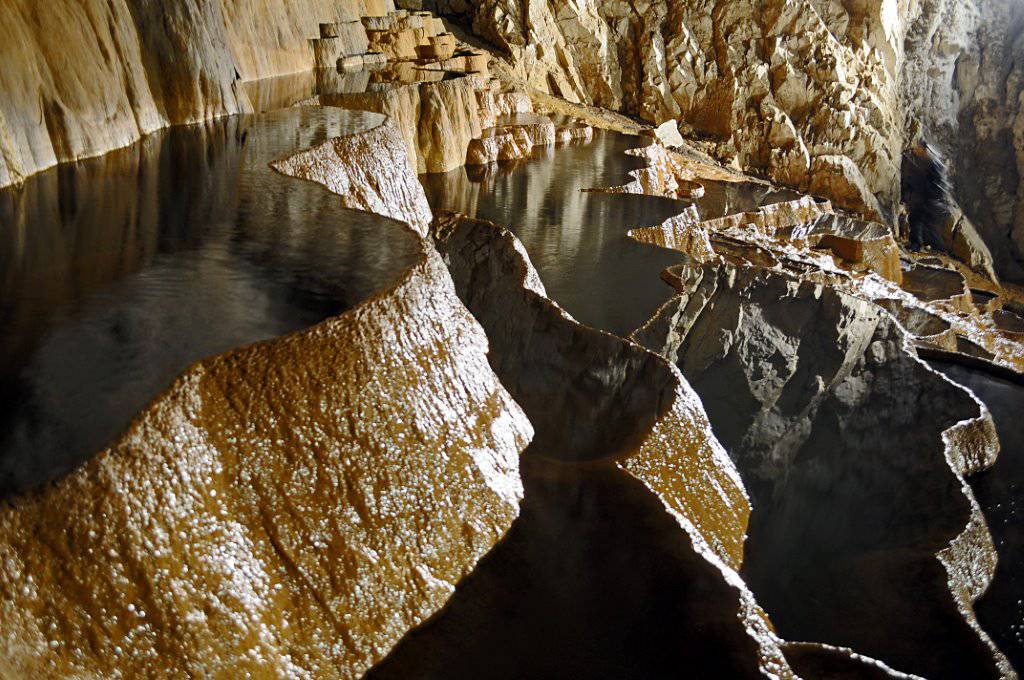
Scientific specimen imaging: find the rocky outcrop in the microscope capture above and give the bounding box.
[0,109,532,677]
[428,0,905,219]
[633,260,1011,679]
[377,212,796,677]
[271,110,433,232]
[466,116,593,165]
[902,0,1024,281]
[428,0,1024,281]
[321,73,534,173]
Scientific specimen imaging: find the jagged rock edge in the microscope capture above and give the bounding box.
[0,106,532,677]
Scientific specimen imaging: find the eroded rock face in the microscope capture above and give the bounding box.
[271,113,434,233]
[903,0,1024,281]
[428,0,905,218]
[0,108,532,678]
[429,0,1024,281]
[0,0,403,187]
[320,74,492,174]
[633,261,1011,679]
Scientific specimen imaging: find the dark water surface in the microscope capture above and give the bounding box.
[418,127,1020,676]
[421,130,798,337]
[933,361,1024,672]
[367,458,769,680]
[389,129,815,679]
[421,130,688,337]
[0,106,419,497]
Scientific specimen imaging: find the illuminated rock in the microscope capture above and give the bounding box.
[423,212,795,677]
[0,109,531,678]
[321,75,490,174]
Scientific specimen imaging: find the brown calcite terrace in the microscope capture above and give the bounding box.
[1,0,1024,678]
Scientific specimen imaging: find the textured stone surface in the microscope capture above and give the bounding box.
[426,212,794,677]
[633,260,1011,679]
[428,0,904,218]
[322,75,489,174]
[0,107,531,678]
[271,114,433,233]
[903,0,1024,281]
[431,0,1024,281]
[0,0,401,188]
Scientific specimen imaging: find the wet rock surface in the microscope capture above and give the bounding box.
[0,102,533,677]
[421,129,687,337]
[933,362,1024,674]
[3,6,1024,675]
[0,107,421,497]
[633,260,1008,679]
[362,212,794,678]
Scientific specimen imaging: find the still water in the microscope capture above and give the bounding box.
[406,130,807,679]
[421,129,797,337]
[933,362,1024,673]
[419,127,1022,677]
[421,130,687,337]
[0,106,419,497]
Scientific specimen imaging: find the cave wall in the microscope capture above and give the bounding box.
[0,0,394,188]
[903,0,1024,280]
[429,0,912,220]
[431,0,1024,280]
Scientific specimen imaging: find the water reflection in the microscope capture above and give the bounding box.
[421,130,688,337]
[367,458,769,680]
[0,107,419,497]
[421,129,802,337]
[932,362,1024,672]
[242,64,465,114]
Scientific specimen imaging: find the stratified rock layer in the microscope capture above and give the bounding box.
[0,110,532,677]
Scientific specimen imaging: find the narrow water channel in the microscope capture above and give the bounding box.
[418,126,1020,677]
[5,80,1019,676]
[932,361,1024,672]
[0,106,419,497]
[421,130,688,337]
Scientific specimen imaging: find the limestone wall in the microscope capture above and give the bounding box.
[0,0,394,188]
[431,0,1024,280]
[429,0,908,220]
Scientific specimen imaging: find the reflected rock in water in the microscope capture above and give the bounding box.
[0,108,421,496]
[372,212,796,678]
